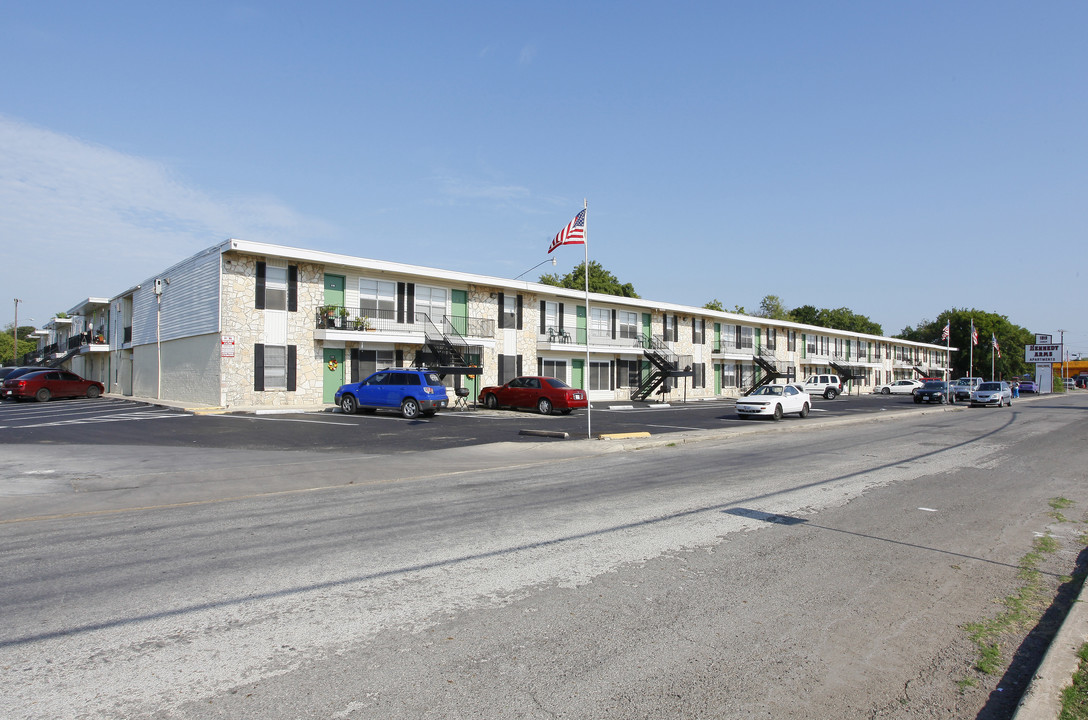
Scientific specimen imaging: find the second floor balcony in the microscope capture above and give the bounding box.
[314,307,495,341]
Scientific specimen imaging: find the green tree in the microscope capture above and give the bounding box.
[786,305,883,336]
[703,299,725,312]
[540,261,639,298]
[897,308,1032,379]
[1,324,37,364]
[756,295,791,321]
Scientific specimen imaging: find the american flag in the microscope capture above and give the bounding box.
[941,322,950,341]
[992,333,1001,358]
[547,209,586,253]
[971,322,978,346]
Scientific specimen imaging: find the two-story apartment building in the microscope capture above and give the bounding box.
[44,238,950,407]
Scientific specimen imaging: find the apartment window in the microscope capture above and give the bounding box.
[616,359,640,388]
[542,301,560,334]
[589,361,612,390]
[740,326,754,350]
[498,354,521,384]
[807,334,816,355]
[415,285,447,324]
[788,331,797,353]
[540,358,567,382]
[693,362,706,388]
[590,307,611,338]
[254,344,296,391]
[359,278,396,320]
[766,328,777,351]
[619,311,639,340]
[693,318,705,345]
[721,363,737,388]
[264,266,288,311]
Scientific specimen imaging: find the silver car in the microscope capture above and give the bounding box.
[970,381,1012,408]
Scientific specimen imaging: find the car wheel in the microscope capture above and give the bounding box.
[881,387,890,395]
[401,398,421,419]
[913,396,922,404]
[798,402,809,418]
[824,389,837,400]
[484,393,499,410]
[772,404,783,421]
[537,397,553,415]
[340,394,358,415]
[35,388,51,403]
[86,385,101,399]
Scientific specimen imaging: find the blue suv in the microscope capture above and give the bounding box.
[335,369,449,419]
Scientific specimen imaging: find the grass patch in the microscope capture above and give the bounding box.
[962,532,1061,675]
[1049,497,1075,523]
[1060,643,1088,719]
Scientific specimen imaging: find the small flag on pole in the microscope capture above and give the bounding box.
[941,322,950,341]
[992,333,1001,358]
[547,209,586,253]
[971,322,978,346]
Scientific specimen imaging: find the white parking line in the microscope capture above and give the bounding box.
[11,412,185,429]
[216,415,369,426]
[644,423,704,431]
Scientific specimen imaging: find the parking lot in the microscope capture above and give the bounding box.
[0,391,951,454]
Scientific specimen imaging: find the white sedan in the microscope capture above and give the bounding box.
[736,383,811,420]
[873,379,923,395]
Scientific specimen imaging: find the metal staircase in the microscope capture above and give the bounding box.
[631,335,691,401]
[829,354,867,384]
[412,316,482,378]
[742,347,790,395]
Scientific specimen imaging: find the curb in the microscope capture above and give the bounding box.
[1012,579,1088,719]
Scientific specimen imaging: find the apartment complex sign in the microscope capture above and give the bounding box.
[1025,344,1062,363]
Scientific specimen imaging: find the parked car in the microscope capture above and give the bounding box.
[736,383,811,420]
[1076,376,1088,390]
[874,379,923,395]
[1,369,104,402]
[1063,378,1076,390]
[478,376,588,415]
[1017,378,1038,393]
[335,368,449,419]
[801,374,843,399]
[970,381,1012,407]
[0,366,49,384]
[952,377,984,402]
[913,381,955,404]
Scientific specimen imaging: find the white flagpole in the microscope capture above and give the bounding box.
[583,198,591,440]
[969,319,974,378]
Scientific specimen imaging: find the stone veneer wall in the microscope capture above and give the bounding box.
[219,253,325,407]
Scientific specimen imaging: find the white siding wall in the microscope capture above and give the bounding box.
[132,247,221,346]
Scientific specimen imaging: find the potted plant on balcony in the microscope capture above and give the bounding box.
[337,306,349,329]
[351,316,372,331]
[318,304,337,328]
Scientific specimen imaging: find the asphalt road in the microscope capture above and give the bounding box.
[2,392,1086,719]
[0,390,938,453]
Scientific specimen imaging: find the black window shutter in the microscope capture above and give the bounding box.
[397,282,406,323]
[537,357,543,375]
[516,295,523,330]
[287,265,298,312]
[558,303,564,331]
[611,309,617,339]
[287,345,297,391]
[540,301,546,334]
[254,343,265,391]
[609,361,615,390]
[516,354,523,377]
[350,348,360,383]
[497,292,505,329]
[735,325,741,346]
[406,283,415,324]
[255,262,266,309]
[395,349,404,368]
[673,316,679,342]
[498,354,506,380]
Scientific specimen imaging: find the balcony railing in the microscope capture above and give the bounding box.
[315,307,495,338]
[714,339,756,355]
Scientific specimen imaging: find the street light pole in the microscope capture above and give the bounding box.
[12,298,20,365]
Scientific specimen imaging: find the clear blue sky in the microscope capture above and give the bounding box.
[2,2,1085,356]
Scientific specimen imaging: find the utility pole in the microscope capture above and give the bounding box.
[12,298,20,365]
[1058,329,1066,390]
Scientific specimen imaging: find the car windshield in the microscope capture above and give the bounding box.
[978,383,1000,391]
[923,381,945,389]
[753,385,783,396]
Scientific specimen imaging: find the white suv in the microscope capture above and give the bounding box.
[802,374,843,399]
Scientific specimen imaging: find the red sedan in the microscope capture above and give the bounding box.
[478,376,588,415]
[1,370,105,402]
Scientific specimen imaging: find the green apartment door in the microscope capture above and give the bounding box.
[324,274,345,307]
[451,289,468,334]
[572,359,585,390]
[323,348,344,404]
